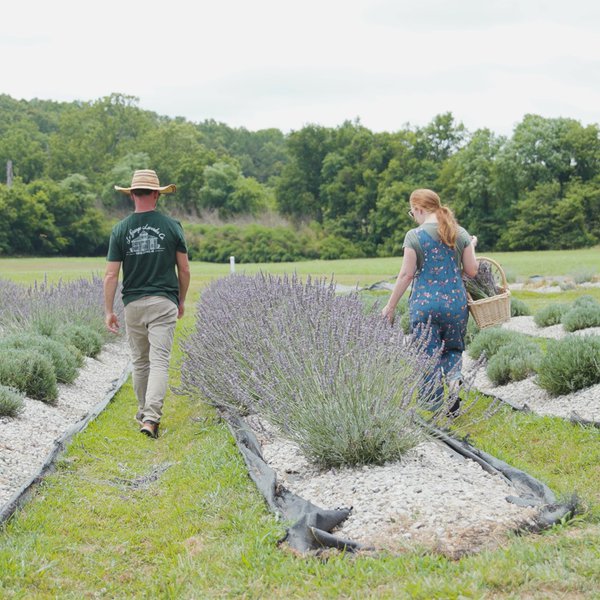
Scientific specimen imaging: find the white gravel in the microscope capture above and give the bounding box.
[247,415,538,557]
[0,339,130,510]
[501,315,600,340]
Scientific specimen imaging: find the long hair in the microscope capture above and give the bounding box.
[410,188,458,248]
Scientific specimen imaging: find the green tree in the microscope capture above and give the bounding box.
[0,181,62,254]
[198,162,269,218]
[438,129,509,249]
[276,124,332,221]
[0,121,47,183]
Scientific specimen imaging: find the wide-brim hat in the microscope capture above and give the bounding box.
[114,169,176,194]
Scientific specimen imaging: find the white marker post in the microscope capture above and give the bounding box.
[230,256,235,273]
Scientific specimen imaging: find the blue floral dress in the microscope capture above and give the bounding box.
[409,228,468,402]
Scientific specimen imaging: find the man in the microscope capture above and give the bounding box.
[103,169,191,439]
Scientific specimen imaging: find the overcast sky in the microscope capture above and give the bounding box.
[2,0,599,136]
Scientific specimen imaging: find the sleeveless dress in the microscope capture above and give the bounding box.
[409,228,468,404]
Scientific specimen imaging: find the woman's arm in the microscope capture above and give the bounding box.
[381,247,417,323]
[462,235,478,277]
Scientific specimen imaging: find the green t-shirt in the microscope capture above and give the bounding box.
[107,211,187,307]
[403,223,472,272]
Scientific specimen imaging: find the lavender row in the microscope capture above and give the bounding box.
[0,276,122,415]
[179,273,449,468]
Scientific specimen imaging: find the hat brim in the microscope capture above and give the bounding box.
[114,184,177,195]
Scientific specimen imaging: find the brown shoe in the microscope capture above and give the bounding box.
[140,421,159,439]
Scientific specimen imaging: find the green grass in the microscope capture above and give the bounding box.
[1,245,598,288]
[512,288,600,314]
[0,253,599,598]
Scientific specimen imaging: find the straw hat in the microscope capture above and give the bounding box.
[114,169,176,194]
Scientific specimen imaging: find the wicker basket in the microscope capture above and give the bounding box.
[466,257,511,329]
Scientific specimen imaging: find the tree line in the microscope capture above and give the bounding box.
[1,93,599,259]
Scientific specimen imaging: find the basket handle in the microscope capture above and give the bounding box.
[476,256,508,290]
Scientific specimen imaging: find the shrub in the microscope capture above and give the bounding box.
[0,276,113,339]
[572,270,596,284]
[0,347,58,403]
[534,303,570,327]
[562,304,600,332]
[186,224,318,263]
[318,235,366,260]
[511,297,531,317]
[185,223,371,263]
[0,333,82,384]
[537,335,600,395]
[464,316,480,348]
[503,268,517,284]
[468,327,522,360]
[486,340,542,386]
[0,385,25,417]
[572,294,600,309]
[57,324,103,358]
[179,274,444,468]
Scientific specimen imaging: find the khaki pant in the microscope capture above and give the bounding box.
[124,296,178,424]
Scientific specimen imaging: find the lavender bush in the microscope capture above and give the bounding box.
[0,276,122,408]
[0,276,121,339]
[179,273,458,468]
[0,385,24,417]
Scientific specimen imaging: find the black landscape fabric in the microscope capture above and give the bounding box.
[225,413,577,554]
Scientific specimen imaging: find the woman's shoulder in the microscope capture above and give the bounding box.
[457,225,471,239]
[403,227,420,246]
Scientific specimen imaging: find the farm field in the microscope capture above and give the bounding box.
[0,252,599,598]
[1,245,599,287]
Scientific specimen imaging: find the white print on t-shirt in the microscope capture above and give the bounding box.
[126,224,166,256]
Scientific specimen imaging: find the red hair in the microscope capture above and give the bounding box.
[409,188,458,248]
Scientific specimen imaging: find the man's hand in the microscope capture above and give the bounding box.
[105,312,120,334]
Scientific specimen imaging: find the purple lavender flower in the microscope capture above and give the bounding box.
[179,273,449,467]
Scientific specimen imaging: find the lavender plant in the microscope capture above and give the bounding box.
[0,385,24,418]
[0,276,121,340]
[537,335,600,395]
[179,273,456,468]
[0,333,82,384]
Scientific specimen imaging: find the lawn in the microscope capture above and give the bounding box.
[1,244,598,287]
[0,252,599,598]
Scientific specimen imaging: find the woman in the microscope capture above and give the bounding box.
[381,189,478,409]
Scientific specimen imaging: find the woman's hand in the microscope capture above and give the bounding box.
[471,235,478,248]
[381,304,395,324]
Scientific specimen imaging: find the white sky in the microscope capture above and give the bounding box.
[2,0,599,136]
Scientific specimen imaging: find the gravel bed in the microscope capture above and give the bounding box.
[501,315,600,339]
[247,415,538,557]
[465,356,600,422]
[466,317,600,422]
[0,339,130,509]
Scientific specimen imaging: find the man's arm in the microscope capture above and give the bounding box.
[176,251,191,319]
[103,261,122,333]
